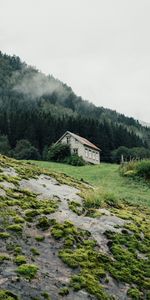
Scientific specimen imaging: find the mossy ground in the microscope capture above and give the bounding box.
[0,290,19,300]
[50,216,150,300]
[0,155,149,300]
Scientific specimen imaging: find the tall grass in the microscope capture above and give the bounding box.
[121,160,150,180]
[81,188,122,210]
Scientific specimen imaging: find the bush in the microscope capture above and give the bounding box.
[47,143,71,162]
[0,135,11,155]
[14,139,40,160]
[112,146,130,163]
[65,154,85,166]
[121,160,150,180]
[136,160,150,179]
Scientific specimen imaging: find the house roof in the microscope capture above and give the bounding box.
[56,131,101,151]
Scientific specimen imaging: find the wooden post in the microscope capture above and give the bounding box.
[121,154,124,165]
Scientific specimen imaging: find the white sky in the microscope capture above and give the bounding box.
[0,0,150,122]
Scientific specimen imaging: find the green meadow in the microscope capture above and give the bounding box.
[31,161,150,207]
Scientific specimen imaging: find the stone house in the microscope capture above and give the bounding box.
[55,131,101,164]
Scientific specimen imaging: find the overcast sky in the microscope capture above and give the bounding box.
[0,0,150,122]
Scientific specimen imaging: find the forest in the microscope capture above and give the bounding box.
[0,51,150,162]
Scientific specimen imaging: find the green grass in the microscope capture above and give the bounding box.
[31,161,150,207]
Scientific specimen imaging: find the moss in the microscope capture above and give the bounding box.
[13,216,25,224]
[0,174,19,186]
[104,229,150,292]
[7,224,23,233]
[14,255,26,265]
[30,247,40,256]
[0,232,10,239]
[51,220,88,241]
[51,217,150,299]
[14,246,22,255]
[127,288,143,299]
[0,254,9,263]
[85,208,103,218]
[59,287,69,296]
[19,198,59,221]
[70,273,110,300]
[68,200,82,215]
[50,221,111,299]
[36,216,51,230]
[59,249,79,268]
[51,228,64,239]
[35,235,45,242]
[0,290,19,300]
[41,292,51,299]
[25,209,40,218]
[16,263,38,280]
[64,237,75,247]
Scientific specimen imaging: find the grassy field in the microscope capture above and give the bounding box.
[31,161,150,207]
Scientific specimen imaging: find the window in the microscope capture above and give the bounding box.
[96,153,99,161]
[85,149,88,157]
[89,150,91,158]
[73,148,78,155]
[66,136,70,144]
[93,151,95,160]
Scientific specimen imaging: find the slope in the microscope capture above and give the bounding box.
[0,155,150,300]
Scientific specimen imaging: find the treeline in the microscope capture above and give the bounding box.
[0,51,150,162]
[112,146,150,163]
[0,106,146,162]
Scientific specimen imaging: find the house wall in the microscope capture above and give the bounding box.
[60,133,100,164]
[83,146,100,165]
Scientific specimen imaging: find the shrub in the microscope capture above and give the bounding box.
[65,154,85,166]
[136,160,150,179]
[14,139,40,160]
[0,135,11,156]
[112,146,131,163]
[47,143,71,162]
[121,160,150,180]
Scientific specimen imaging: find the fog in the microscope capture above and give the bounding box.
[1,0,150,122]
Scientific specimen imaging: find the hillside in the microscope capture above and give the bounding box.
[0,155,150,300]
[0,51,150,162]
